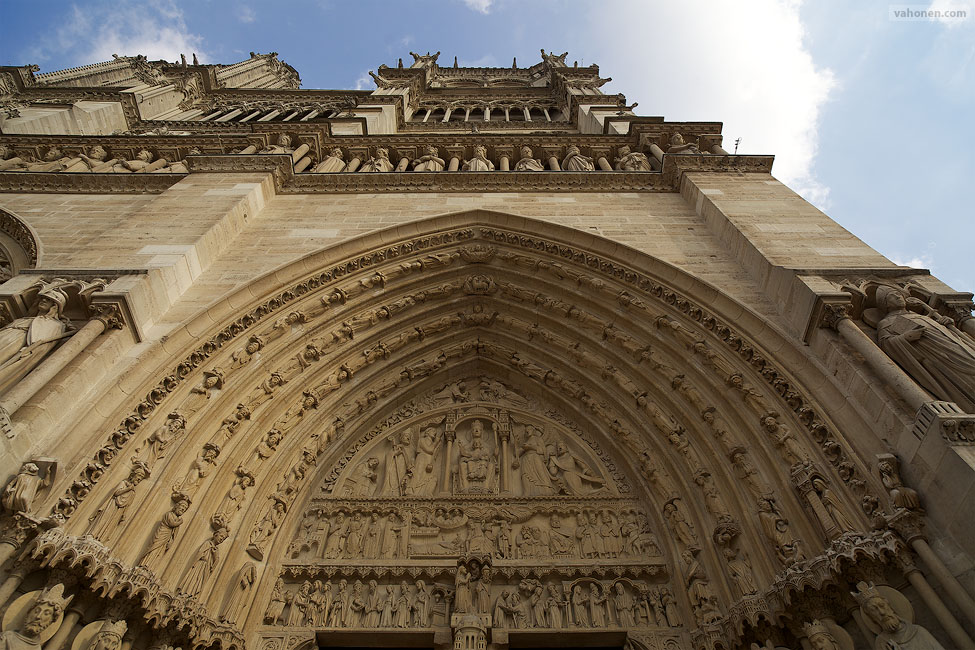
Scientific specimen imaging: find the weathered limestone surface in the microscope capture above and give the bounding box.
[0,50,970,650]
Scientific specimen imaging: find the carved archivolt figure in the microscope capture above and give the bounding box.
[180,524,230,596]
[359,147,394,172]
[412,145,445,172]
[139,412,187,466]
[221,563,256,623]
[682,550,722,625]
[0,287,70,392]
[562,145,594,171]
[613,145,652,171]
[873,285,975,411]
[0,583,72,649]
[663,499,697,547]
[313,146,346,173]
[2,461,53,515]
[757,497,805,566]
[514,146,544,171]
[87,459,150,541]
[812,477,856,532]
[462,145,494,171]
[138,493,190,572]
[265,578,287,625]
[722,547,758,598]
[853,581,946,649]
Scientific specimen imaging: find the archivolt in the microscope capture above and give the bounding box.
[55,210,887,642]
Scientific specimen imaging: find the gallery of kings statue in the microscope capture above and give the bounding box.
[0,49,971,650]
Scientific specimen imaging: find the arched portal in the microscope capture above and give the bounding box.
[42,210,898,650]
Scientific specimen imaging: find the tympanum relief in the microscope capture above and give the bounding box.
[262,377,684,643]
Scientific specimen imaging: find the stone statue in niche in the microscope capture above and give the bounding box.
[313,146,346,173]
[853,581,945,649]
[757,496,805,566]
[0,285,70,392]
[86,459,149,542]
[868,284,975,411]
[259,134,294,155]
[0,583,72,649]
[381,430,414,496]
[412,145,445,172]
[667,133,704,155]
[613,145,652,171]
[359,147,394,172]
[876,454,921,511]
[456,419,497,494]
[514,146,544,171]
[406,425,442,496]
[462,145,494,171]
[561,145,594,171]
[2,460,56,515]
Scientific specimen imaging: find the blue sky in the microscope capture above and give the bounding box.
[1,0,973,292]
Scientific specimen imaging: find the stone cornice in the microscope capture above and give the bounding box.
[0,171,183,194]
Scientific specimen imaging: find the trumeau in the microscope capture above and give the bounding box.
[0,50,971,650]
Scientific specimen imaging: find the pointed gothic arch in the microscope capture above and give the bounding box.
[46,209,899,650]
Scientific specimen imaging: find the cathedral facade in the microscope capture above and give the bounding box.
[0,50,971,650]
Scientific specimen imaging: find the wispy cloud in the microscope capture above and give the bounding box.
[353,70,372,90]
[25,1,207,67]
[460,0,493,14]
[238,6,257,24]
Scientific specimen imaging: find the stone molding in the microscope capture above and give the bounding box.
[28,526,245,650]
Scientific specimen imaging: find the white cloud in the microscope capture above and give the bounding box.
[354,71,372,90]
[238,6,257,24]
[891,255,933,269]
[927,0,975,27]
[26,1,207,68]
[461,0,493,14]
[588,0,835,210]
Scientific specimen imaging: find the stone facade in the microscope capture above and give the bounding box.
[0,50,972,650]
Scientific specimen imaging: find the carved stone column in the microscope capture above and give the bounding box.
[442,413,456,494]
[889,508,975,623]
[896,553,975,649]
[0,560,30,606]
[819,302,931,411]
[0,303,123,434]
[45,590,90,650]
[447,147,463,172]
[498,411,511,493]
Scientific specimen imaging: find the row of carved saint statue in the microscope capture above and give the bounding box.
[265,574,679,631]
